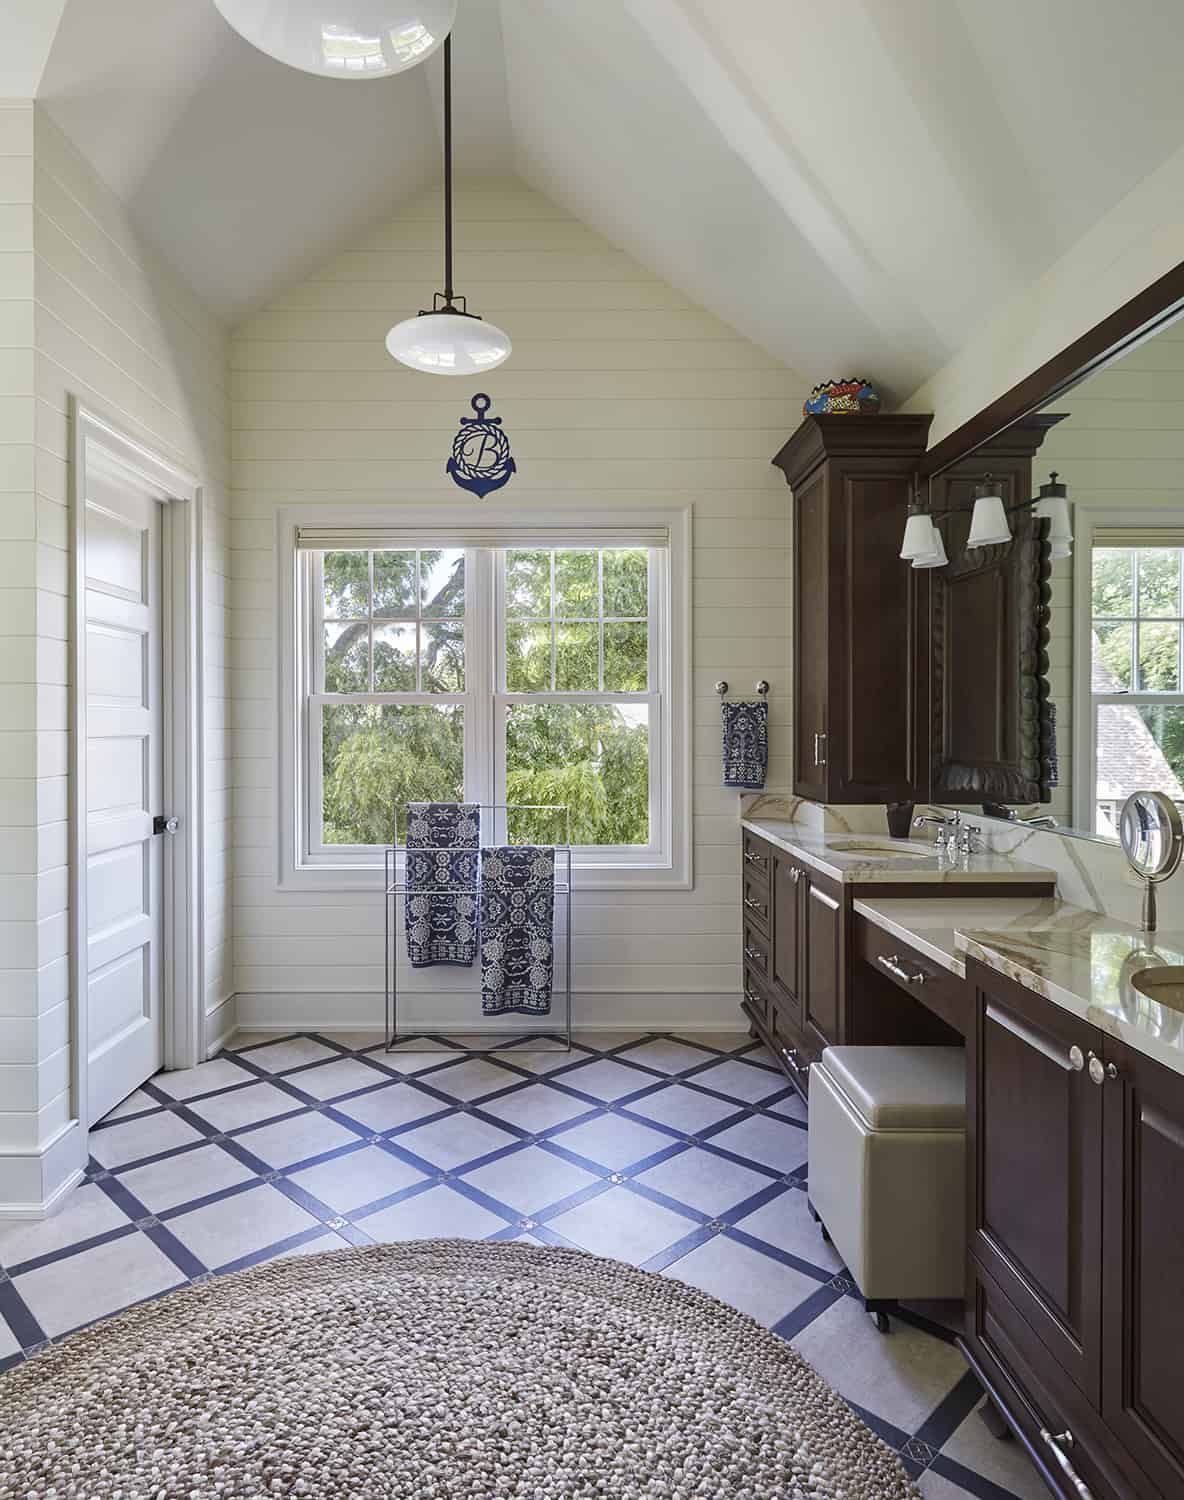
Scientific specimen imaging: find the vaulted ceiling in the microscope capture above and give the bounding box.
[32,0,1184,400]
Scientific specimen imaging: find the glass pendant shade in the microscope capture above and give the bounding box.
[211,0,457,78]
[911,521,949,569]
[385,311,512,375]
[967,493,1011,548]
[900,510,937,561]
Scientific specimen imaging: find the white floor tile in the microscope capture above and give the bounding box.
[395,1113,517,1171]
[423,1057,526,1101]
[461,1145,599,1214]
[548,1187,695,1265]
[88,1111,206,1169]
[152,1056,255,1101]
[239,1037,339,1073]
[357,1184,507,1242]
[118,1144,257,1215]
[477,1084,590,1134]
[790,1294,968,1434]
[0,1317,20,1361]
[666,1234,822,1328]
[917,1472,977,1499]
[167,1184,322,1269]
[557,1057,656,1101]
[708,1114,809,1173]
[552,1113,672,1169]
[495,1046,590,1075]
[289,1145,426,1213]
[670,1032,750,1053]
[13,1233,186,1339]
[626,1084,741,1136]
[768,1092,808,1123]
[634,1147,771,1216]
[332,1082,445,1134]
[235,1111,360,1169]
[101,1089,159,1122]
[0,1185,130,1269]
[617,1038,717,1074]
[184,1082,301,1134]
[287,1057,395,1101]
[382,1045,468,1074]
[693,1057,786,1103]
[261,1230,354,1263]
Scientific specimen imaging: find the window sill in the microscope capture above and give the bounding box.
[279,859,692,894]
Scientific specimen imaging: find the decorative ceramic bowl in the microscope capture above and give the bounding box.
[803,379,881,416]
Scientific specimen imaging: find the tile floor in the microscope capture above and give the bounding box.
[0,1030,1046,1499]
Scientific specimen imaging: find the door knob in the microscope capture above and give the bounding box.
[153,815,179,836]
[1068,1045,1084,1072]
[1088,1052,1105,1086]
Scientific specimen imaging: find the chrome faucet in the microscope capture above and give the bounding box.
[914,811,960,853]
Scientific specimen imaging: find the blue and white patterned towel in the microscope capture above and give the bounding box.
[405,803,480,968]
[479,846,555,1016]
[722,700,768,790]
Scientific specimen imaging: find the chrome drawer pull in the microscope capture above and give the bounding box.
[743,896,765,914]
[876,953,929,985]
[780,1046,810,1078]
[744,944,764,965]
[744,989,762,1007]
[1039,1429,1095,1500]
[743,850,765,867]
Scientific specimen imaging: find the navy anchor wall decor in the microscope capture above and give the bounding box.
[447,392,517,498]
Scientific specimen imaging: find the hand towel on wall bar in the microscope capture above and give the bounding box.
[405,803,480,967]
[480,846,555,1016]
[722,700,768,790]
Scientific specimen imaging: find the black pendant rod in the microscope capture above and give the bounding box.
[443,34,454,306]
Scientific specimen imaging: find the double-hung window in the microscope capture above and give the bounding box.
[284,511,689,888]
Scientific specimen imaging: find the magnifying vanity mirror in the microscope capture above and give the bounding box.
[1119,789,1184,931]
[924,273,1184,849]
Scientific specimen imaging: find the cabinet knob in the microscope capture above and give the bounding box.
[790,867,801,885]
[1068,1045,1084,1072]
[1106,1061,1119,1082]
[1088,1052,1106,1087]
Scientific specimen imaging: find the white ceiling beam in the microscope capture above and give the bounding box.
[0,0,69,97]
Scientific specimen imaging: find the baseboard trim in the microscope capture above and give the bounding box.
[0,1121,86,1221]
[231,990,743,1034]
[204,992,239,1058]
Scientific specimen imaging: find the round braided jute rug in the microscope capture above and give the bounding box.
[1,1239,920,1499]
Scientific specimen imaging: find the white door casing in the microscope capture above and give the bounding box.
[70,401,204,1132]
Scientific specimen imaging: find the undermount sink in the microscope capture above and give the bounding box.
[829,842,931,860]
[1128,967,1184,1015]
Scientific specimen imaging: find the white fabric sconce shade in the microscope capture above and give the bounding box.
[911,521,949,569]
[966,482,1011,548]
[212,1,456,78]
[900,510,938,561]
[385,312,512,375]
[1034,472,1072,547]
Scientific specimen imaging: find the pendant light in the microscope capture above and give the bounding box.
[966,475,1011,549]
[385,36,512,376]
[212,1,456,78]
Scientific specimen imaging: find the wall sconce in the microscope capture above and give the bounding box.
[899,471,1073,569]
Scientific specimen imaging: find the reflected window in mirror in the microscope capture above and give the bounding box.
[1086,534,1184,837]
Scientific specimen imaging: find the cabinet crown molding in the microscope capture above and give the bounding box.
[773,413,934,490]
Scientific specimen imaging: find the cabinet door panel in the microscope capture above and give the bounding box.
[770,853,800,1020]
[793,470,829,799]
[968,960,1103,1403]
[1102,1040,1184,1497]
[804,879,842,1049]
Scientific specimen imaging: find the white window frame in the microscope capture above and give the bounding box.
[1072,506,1184,834]
[277,504,692,891]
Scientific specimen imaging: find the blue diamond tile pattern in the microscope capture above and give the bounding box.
[0,1031,1042,1498]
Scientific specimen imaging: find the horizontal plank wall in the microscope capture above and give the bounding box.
[230,175,807,1032]
[0,108,232,1215]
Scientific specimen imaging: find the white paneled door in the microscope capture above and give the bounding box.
[83,462,165,1125]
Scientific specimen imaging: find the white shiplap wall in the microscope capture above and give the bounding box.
[230,176,807,1031]
[0,107,232,1213]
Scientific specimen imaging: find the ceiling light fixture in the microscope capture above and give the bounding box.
[385,34,512,376]
[211,1,456,79]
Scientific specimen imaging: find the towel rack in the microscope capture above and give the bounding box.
[715,680,769,699]
[384,803,573,1057]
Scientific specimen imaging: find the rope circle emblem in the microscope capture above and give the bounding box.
[447,392,517,499]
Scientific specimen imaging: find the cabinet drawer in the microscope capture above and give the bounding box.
[742,968,769,1025]
[854,914,969,1037]
[769,996,817,1093]
[741,832,771,885]
[742,868,772,935]
[968,1261,1154,1500]
[743,922,770,981]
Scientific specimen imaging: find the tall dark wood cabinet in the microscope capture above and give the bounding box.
[773,413,932,804]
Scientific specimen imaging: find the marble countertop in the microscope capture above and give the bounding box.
[742,818,1058,887]
[853,895,1184,1079]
